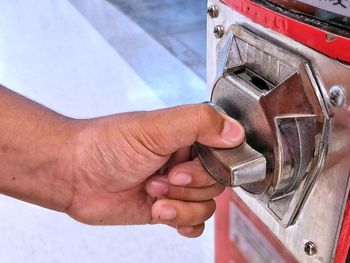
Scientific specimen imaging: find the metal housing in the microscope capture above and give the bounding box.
[207,1,350,262]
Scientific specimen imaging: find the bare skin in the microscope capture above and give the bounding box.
[0,85,244,238]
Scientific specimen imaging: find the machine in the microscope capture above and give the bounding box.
[199,0,350,262]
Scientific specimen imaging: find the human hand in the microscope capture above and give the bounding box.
[0,87,244,238]
[64,104,245,237]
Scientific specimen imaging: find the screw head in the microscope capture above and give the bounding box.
[330,85,346,107]
[207,5,219,18]
[304,241,317,256]
[214,25,225,39]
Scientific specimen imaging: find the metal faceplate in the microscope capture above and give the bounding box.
[211,24,327,227]
[208,1,350,262]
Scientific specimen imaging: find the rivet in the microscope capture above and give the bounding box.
[304,241,317,256]
[330,85,346,107]
[214,25,225,39]
[207,5,219,18]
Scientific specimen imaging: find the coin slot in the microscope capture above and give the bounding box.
[234,67,275,92]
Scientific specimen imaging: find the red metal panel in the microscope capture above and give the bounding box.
[215,189,297,263]
[221,0,350,63]
[215,189,246,263]
[334,198,350,263]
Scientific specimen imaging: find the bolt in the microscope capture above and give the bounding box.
[330,85,346,107]
[214,25,225,39]
[207,5,219,18]
[304,241,317,256]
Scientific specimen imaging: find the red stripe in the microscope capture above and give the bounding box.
[334,197,350,263]
[222,0,350,63]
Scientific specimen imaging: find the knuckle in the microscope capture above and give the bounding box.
[206,200,216,218]
[194,104,223,137]
[198,103,215,115]
[191,159,215,187]
[212,183,225,196]
[182,201,215,225]
[180,206,196,224]
[202,172,215,187]
[198,172,216,188]
[179,186,189,200]
[197,104,218,124]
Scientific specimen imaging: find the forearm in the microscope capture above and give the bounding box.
[0,85,77,212]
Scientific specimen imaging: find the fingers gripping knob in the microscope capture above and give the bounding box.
[194,104,266,188]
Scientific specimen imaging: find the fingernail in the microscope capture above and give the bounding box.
[171,173,192,186]
[159,206,177,221]
[221,118,244,144]
[179,226,194,234]
[148,179,169,196]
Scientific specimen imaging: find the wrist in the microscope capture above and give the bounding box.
[48,117,87,213]
[0,87,89,213]
[0,113,82,212]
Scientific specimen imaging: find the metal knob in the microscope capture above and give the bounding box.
[194,105,267,188]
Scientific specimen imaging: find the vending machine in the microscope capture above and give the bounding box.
[201,1,350,262]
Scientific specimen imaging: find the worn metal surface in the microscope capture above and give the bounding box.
[195,103,266,187]
[208,0,350,262]
[209,24,328,227]
[195,140,266,187]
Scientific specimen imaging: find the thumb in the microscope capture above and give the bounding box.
[136,104,245,155]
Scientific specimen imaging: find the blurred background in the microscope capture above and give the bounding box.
[0,0,212,263]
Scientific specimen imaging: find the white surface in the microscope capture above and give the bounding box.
[0,0,164,118]
[297,0,350,17]
[0,1,213,263]
[69,0,207,106]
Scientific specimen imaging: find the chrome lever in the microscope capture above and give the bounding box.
[194,104,266,188]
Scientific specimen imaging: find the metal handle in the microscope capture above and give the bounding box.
[194,105,266,188]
